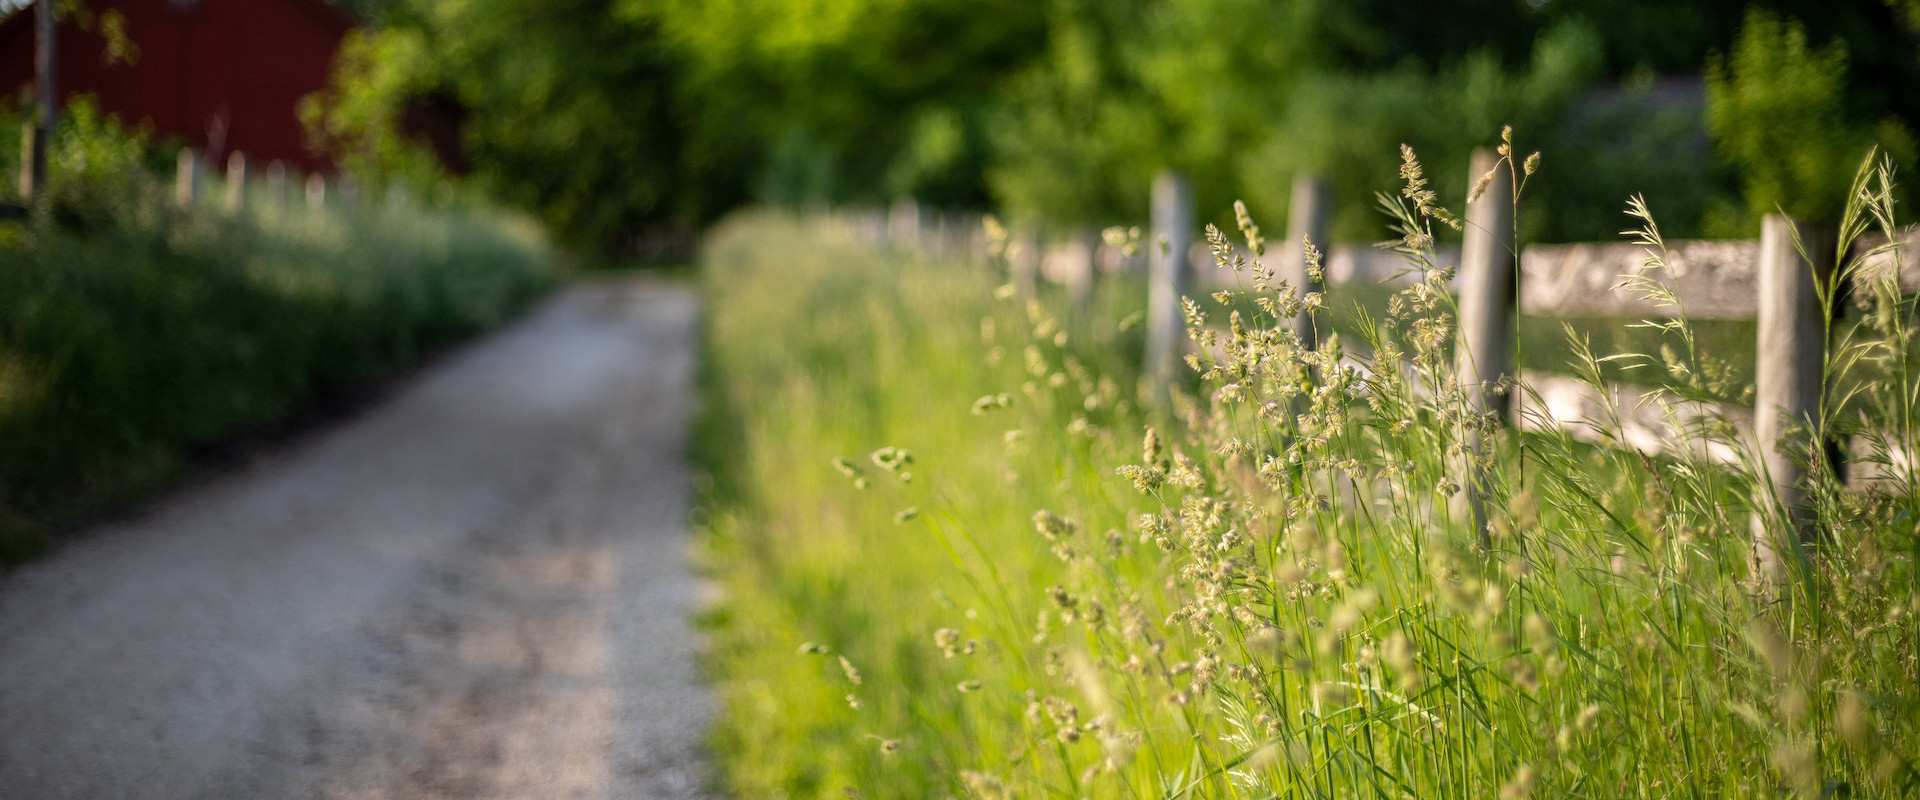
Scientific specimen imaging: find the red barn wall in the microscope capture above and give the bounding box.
[0,0,354,174]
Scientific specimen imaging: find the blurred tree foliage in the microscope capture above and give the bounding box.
[306,0,1048,252]
[1706,9,1915,228]
[651,0,1046,209]
[986,0,1607,240]
[307,0,1920,252]
[307,0,700,254]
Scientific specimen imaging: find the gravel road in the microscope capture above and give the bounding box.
[0,278,715,799]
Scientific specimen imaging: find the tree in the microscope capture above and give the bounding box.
[308,0,722,254]
[1707,9,1915,226]
[309,0,1048,252]
[986,0,1599,238]
[655,0,1046,208]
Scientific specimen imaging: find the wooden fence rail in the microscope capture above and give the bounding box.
[840,151,1918,560]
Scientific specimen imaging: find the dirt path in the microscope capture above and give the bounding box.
[0,278,714,799]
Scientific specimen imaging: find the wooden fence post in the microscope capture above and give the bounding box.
[1457,148,1519,419]
[225,151,247,212]
[305,173,326,209]
[1454,147,1517,543]
[1010,227,1041,297]
[970,214,990,271]
[1751,212,1839,578]
[175,148,202,207]
[944,214,966,262]
[1146,170,1195,413]
[18,123,37,204]
[1285,173,1335,350]
[1068,227,1099,319]
[922,211,937,258]
[265,161,288,206]
[889,197,920,252]
[956,214,976,264]
[28,0,53,211]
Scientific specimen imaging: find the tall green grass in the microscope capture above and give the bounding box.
[0,189,553,561]
[697,155,1917,798]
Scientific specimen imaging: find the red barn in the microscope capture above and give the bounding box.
[0,0,355,173]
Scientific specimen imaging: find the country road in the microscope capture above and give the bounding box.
[0,278,715,799]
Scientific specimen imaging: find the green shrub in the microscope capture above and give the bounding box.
[0,134,553,560]
[1707,9,1916,227]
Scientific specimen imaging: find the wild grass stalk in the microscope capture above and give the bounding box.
[697,153,1917,798]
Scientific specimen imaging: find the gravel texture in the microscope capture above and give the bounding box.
[0,277,714,799]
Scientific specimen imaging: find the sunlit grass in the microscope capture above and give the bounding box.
[696,158,1917,798]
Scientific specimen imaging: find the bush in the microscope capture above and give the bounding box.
[0,108,553,561]
[1707,9,1916,227]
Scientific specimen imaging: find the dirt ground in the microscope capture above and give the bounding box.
[0,277,716,799]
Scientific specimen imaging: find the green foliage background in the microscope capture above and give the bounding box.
[1707,9,1917,226]
[309,0,1920,251]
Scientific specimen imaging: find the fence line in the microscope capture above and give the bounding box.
[150,147,383,216]
[837,156,1918,540]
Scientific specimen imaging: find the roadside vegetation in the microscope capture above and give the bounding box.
[695,151,1919,797]
[0,102,553,563]
[313,0,1920,251]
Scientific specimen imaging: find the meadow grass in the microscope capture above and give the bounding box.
[696,156,1917,798]
[0,191,553,561]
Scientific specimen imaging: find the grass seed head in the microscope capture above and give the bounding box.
[1499,764,1537,800]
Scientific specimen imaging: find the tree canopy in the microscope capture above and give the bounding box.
[306,0,1920,252]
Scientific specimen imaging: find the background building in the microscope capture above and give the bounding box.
[0,0,354,173]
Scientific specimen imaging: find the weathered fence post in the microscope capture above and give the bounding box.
[265,160,288,206]
[971,214,994,272]
[1454,147,1517,543]
[225,151,247,212]
[18,123,37,203]
[175,148,202,207]
[305,173,327,209]
[27,0,53,211]
[888,197,920,252]
[1751,213,1839,578]
[1457,148,1519,419]
[1285,173,1335,350]
[1006,226,1041,297]
[1068,227,1099,319]
[935,213,953,261]
[1146,170,1195,413]
[925,213,945,260]
[955,214,975,264]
